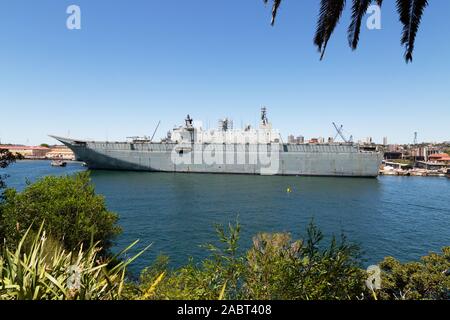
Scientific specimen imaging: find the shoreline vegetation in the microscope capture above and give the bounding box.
[0,170,449,300]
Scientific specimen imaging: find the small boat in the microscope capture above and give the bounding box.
[51,160,67,167]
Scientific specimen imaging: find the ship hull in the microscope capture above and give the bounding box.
[52,136,383,177]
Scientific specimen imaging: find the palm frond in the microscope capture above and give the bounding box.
[262,0,428,63]
[264,0,283,26]
[405,0,428,62]
[314,0,347,60]
[348,0,372,50]
[397,0,412,45]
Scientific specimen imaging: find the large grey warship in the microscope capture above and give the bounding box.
[51,109,383,177]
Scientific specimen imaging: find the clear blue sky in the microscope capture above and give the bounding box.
[1,0,449,145]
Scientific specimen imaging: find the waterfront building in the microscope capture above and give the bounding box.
[427,153,450,164]
[45,145,75,160]
[0,145,50,159]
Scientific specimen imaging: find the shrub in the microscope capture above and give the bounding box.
[132,221,367,300]
[0,223,148,300]
[0,149,21,192]
[0,172,121,253]
[243,222,366,300]
[377,247,450,300]
[131,222,244,300]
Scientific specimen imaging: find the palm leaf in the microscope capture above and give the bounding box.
[314,0,347,60]
[219,281,228,300]
[405,0,428,62]
[397,0,429,62]
[348,0,372,50]
[141,272,166,300]
[397,0,413,45]
[264,0,283,26]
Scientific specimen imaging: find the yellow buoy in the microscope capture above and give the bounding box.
[287,187,292,193]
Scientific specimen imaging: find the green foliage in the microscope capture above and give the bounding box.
[0,149,21,191]
[0,149,18,171]
[1,215,448,300]
[131,221,367,300]
[377,247,450,300]
[130,221,449,301]
[0,223,148,300]
[129,221,245,300]
[243,222,366,300]
[0,172,121,253]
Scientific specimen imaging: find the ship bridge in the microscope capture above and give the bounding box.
[170,108,281,144]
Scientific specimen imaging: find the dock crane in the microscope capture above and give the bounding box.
[333,122,353,143]
[150,121,161,142]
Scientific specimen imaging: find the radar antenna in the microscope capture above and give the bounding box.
[261,107,269,126]
[333,122,353,143]
[185,115,193,128]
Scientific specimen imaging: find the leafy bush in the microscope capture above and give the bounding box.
[129,221,366,300]
[0,223,148,300]
[243,222,366,300]
[130,222,244,300]
[130,221,449,301]
[377,247,450,300]
[0,172,121,253]
[1,218,448,300]
[0,149,21,192]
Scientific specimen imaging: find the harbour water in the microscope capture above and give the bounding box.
[3,160,450,275]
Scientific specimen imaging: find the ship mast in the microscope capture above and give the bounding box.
[185,114,195,143]
[260,106,272,130]
[261,107,268,127]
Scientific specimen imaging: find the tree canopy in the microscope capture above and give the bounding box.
[0,149,21,191]
[0,172,121,253]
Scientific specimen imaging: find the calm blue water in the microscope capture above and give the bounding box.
[3,160,450,275]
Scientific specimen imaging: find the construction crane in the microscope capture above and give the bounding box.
[332,122,353,143]
[150,121,161,142]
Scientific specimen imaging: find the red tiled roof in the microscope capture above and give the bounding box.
[0,145,50,151]
[428,153,450,161]
[429,153,448,157]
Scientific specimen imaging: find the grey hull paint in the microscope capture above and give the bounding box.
[51,136,383,177]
